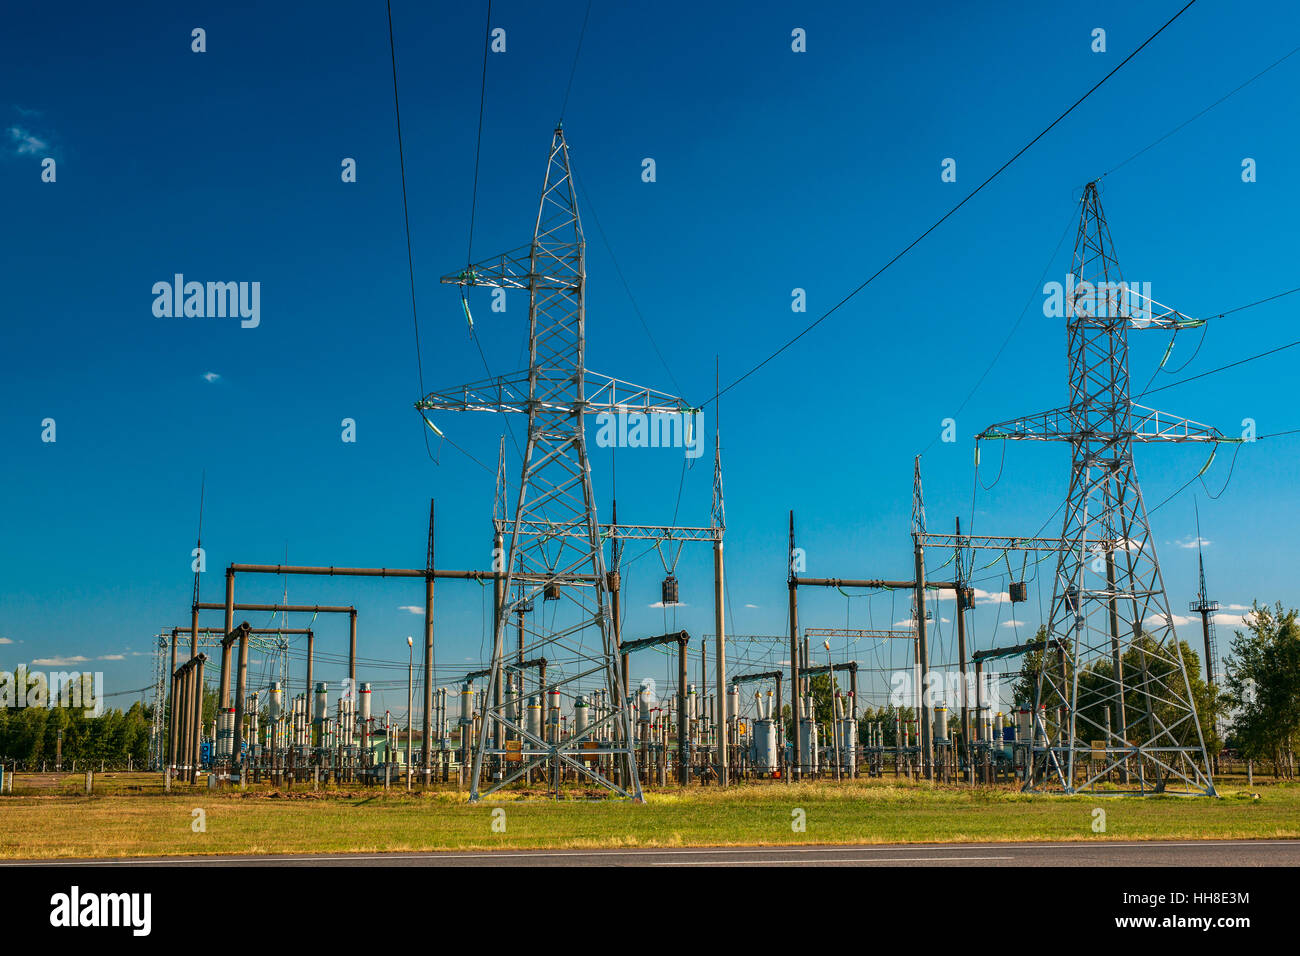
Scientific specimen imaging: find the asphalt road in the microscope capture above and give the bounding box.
[6,839,1298,867]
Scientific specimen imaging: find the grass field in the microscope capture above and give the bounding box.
[1,777,1297,860]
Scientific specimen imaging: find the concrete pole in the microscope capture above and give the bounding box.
[954,517,971,781]
[493,535,506,777]
[348,610,357,686]
[407,641,414,790]
[612,572,628,790]
[168,635,179,772]
[677,636,690,784]
[219,568,234,708]
[713,534,728,787]
[422,573,434,785]
[191,658,206,783]
[305,630,314,720]
[231,625,250,770]
[775,675,784,777]
[190,606,199,659]
[914,533,933,780]
[788,511,801,782]
[174,666,188,780]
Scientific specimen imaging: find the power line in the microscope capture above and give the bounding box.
[1099,41,1300,180]
[386,0,438,467]
[1138,331,1300,399]
[559,0,593,123]
[703,0,1199,409]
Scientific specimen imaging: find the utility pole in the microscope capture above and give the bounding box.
[787,511,801,782]
[712,421,728,787]
[954,516,971,783]
[912,457,933,780]
[406,636,413,790]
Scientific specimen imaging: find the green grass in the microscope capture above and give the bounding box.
[2,777,1297,859]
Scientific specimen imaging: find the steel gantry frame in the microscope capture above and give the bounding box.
[978,182,1230,796]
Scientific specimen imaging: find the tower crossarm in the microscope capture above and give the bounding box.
[1071,281,1205,331]
[1128,404,1230,443]
[977,404,1079,442]
[441,243,579,292]
[416,369,694,417]
[978,403,1233,444]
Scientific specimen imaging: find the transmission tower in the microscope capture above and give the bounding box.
[979,182,1235,795]
[417,126,695,801]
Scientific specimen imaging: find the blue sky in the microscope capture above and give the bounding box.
[3,0,1299,719]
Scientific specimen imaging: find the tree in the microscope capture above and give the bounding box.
[1223,602,1300,777]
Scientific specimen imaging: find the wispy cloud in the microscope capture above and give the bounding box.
[0,637,13,645]
[648,601,687,609]
[1001,619,1026,628]
[6,125,47,155]
[743,603,759,609]
[31,655,91,666]
[202,371,221,383]
[1173,535,1210,550]
[397,605,423,615]
[97,654,125,661]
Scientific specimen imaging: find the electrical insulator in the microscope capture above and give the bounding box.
[1009,580,1028,603]
[605,570,620,592]
[958,586,976,611]
[544,582,560,601]
[661,574,679,605]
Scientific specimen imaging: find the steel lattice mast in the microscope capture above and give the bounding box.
[978,182,1235,795]
[417,126,694,801]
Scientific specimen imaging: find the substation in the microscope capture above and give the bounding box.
[152,127,1230,801]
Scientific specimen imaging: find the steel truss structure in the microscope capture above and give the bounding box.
[418,127,700,801]
[150,628,290,770]
[978,182,1234,795]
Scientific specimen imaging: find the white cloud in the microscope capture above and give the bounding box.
[0,637,13,645]
[202,371,221,383]
[1001,619,1026,628]
[935,587,1007,605]
[1212,611,1255,629]
[97,654,125,661]
[6,126,47,155]
[648,601,687,609]
[397,605,423,614]
[1145,613,1193,628]
[31,655,90,666]
[743,603,759,609]
[1173,535,1210,550]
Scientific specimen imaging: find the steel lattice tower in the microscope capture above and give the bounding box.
[417,126,694,801]
[980,182,1233,795]
[1188,507,1220,762]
